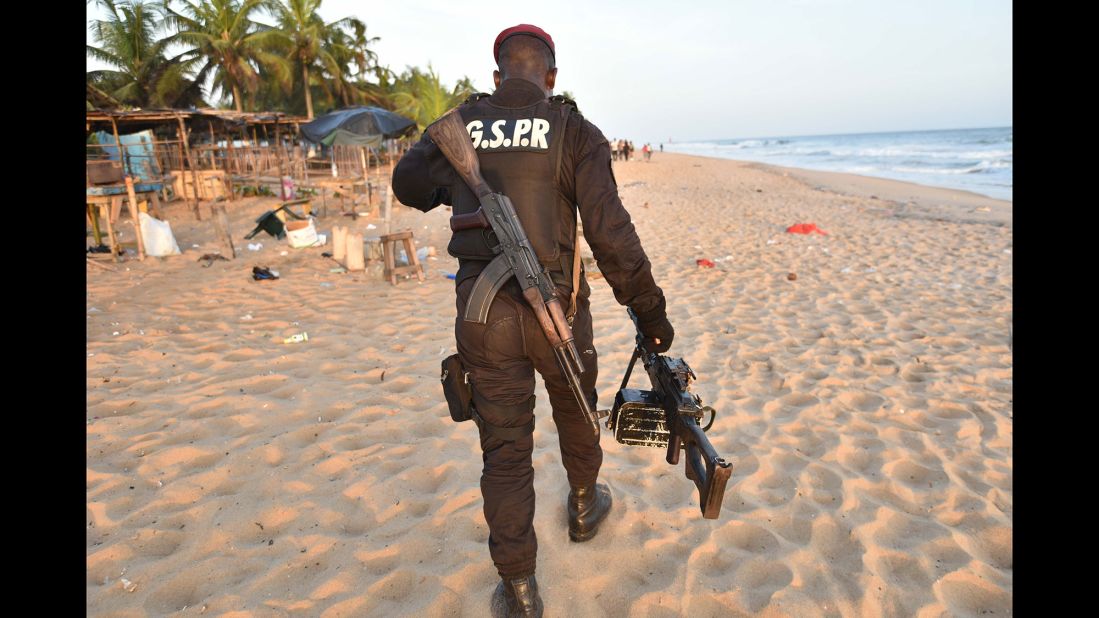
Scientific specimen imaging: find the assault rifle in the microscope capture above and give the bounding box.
[426,109,601,438]
[607,308,733,518]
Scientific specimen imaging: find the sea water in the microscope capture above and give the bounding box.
[664,127,1012,201]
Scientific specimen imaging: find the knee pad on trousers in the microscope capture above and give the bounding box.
[472,394,536,442]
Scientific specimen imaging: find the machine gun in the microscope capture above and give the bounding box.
[426,108,601,438]
[607,309,733,518]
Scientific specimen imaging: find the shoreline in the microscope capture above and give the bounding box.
[654,152,1012,228]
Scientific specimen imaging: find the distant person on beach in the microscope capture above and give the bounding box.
[393,23,673,618]
[610,138,619,161]
[659,143,663,152]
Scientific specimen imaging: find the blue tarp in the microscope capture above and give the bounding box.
[300,107,416,146]
[94,129,161,181]
[86,182,164,196]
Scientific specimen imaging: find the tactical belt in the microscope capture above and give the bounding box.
[471,393,536,441]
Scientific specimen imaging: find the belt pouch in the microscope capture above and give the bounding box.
[440,353,474,422]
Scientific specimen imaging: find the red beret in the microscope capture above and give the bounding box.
[494,24,555,63]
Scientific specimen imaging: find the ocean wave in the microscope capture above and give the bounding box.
[892,160,1011,175]
[704,138,796,149]
[827,147,1013,159]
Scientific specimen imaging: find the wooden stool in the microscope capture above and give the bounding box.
[381,229,425,285]
[273,198,313,223]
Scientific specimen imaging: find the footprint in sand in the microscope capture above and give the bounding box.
[884,458,949,489]
[766,504,817,546]
[360,546,401,575]
[770,393,821,418]
[927,401,969,420]
[366,569,421,603]
[809,514,866,571]
[958,524,1012,570]
[144,558,260,615]
[900,362,935,383]
[222,348,264,362]
[802,463,844,505]
[869,356,900,375]
[397,465,455,494]
[284,425,325,448]
[239,374,292,395]
[867,550,935,589]
[731,558,795,613]
[869,508,948,552]
[835,435,887,472]
[936,571,1013,617]
[835,390,886,413]
[381,376,418,394]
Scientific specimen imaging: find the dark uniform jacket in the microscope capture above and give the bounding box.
[392,77,667,323]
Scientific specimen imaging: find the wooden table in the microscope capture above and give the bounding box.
[86,180,164,261]
[310,177,371,217]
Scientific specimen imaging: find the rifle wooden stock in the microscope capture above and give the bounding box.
[523,288,563,347]
[426,109,492,198]
[450,209,491,231]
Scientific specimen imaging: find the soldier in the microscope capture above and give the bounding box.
[392,24,674,618]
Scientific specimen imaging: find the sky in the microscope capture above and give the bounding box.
[86,0,1012,143]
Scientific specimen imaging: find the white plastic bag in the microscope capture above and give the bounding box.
[285,217,319,248]
[138,211,181,256]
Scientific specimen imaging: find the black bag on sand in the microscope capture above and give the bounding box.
[441,353,473,422]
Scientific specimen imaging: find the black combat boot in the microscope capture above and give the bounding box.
[491,574,544,618]
[567,482,613,542]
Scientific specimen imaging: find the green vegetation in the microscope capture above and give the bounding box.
[86,0,476,125]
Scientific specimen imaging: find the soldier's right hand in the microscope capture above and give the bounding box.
[640,316,674,353]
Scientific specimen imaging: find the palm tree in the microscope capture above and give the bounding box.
[355,64,400,110]
[391,65,475,131]
[317,17,378,109]
[268,0,374,118]
[162,0,289,112]
[86,0,204,108]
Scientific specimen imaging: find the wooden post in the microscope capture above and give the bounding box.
[293,122,302,184]
[249,126,260,189]
[346,231,365,271]
[263,123,274,179]
[109,116,127,176]
[208,123,216,175]
[211,200,237,259]
[224,125,236,202]
[273,121,287,198]
[384,157,394,234]
[333,225,347,262]
[123,175,147,260]
[175,114,202,221]
[172,140,183,201]
[87,204,103,246]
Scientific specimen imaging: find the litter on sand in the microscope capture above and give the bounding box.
[252,266,279,281]
[786,223,828,235]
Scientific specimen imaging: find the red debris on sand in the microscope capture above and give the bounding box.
[786,223,828,235]
[696,259,715,268]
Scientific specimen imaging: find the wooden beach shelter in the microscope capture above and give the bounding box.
[86,108,308,261]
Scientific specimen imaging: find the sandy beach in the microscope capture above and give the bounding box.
[87,152,1012,616]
